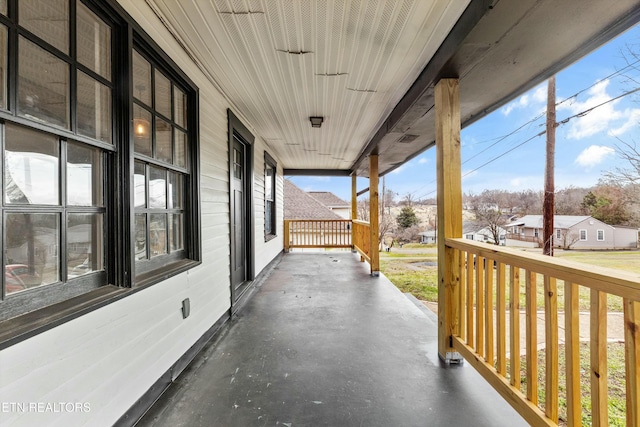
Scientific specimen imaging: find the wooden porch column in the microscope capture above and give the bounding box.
[351,174,357,220]
[436,78,463,362]
[369,154,380,276]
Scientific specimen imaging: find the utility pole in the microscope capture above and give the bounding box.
[543,76,556,256]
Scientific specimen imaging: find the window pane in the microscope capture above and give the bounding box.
[5,212,59,294]
[149,213,167,257]
[0,25,7,110]
[18,37,70,128]
[174,86,186,128]
[265,164,274,201]
[5,125,59,205]
[133,104,152,156]
[0,0,6,15]
[133,50,151,106]
[77,71,111,143]
[67,142,103,206]
[174,129,187,168]
[149,166,166,209]
[134,161,146,208]
[169,172,183,209]
[155,70,171,118]
[135,213,147,260]
[67,213,103,278]
[155,118,172,163]
[77,1,111,80]
[169,213,183,251]
[20,0,68,53]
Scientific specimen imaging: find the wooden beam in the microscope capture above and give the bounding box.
[369,154,380,276]
[436,78,462,361]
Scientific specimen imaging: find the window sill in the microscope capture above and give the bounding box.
[264,234,277,243]
[0,259,201,351]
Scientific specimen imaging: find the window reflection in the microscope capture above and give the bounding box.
[149,167,166,209]
[135,214,147,260]
[174,86,187,128]
[169,214,183,251]
[67,213,103,278]
[77,1,111,80]
[20,0,69,54]
[4,125,59,205]
[134,162,146,208]
[133,104,152,156]
[5,213,59,294]
[133,50,151,106]
[18,37,70,128]
[155,117,172,164]
[155,70,171,118]
[67,142,103,206]
[0,25,7,110]
[150,213,167,257]
[169,172,183,209]
[77,71,112,143]
[174,130,187,168]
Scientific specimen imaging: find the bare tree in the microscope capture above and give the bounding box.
[558,229,580,250]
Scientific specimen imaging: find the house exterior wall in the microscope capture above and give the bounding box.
[613,227,639,249]
[0,2,284,426]
[567,218,614,250]
[331,207,351,219]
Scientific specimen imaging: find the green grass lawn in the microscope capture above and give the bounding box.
[380,247,638,311]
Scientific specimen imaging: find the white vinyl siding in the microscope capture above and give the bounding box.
[0,2,283,426]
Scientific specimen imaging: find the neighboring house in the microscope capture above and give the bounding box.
[307,191,351,219]
[419,230,437,244]
[505,215,638,249]
[284,181,344,220]
[464,226,507,245]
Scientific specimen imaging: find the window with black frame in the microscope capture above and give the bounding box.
[0,0,111,320]
[264,152,276,240]
[0,0,199,323]
[132,48,190,277]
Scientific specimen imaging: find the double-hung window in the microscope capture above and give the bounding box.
[264,152,276,240]
[0,0,200,326]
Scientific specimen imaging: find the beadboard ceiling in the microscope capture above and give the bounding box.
[144,0,640,177]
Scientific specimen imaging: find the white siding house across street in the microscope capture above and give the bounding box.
[505,215,638,249]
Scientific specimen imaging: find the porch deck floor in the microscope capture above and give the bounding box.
[137,252,527,427]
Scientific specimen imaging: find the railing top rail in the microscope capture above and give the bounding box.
[285,219,351,223]
[352,220,370,226]
[446,237,640,300]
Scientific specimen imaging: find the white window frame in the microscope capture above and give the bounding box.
[579,229,587,241]
[597,229,605,241]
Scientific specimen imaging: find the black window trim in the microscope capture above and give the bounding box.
[264,151,276,241]
[0,0,201,346]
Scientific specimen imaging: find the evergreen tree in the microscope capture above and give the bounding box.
[396,206,419,229]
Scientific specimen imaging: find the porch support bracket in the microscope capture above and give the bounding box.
[436,78,463,363]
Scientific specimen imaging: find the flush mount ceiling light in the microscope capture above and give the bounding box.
[309,116,324,128]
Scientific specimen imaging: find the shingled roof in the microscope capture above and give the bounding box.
[284,180,343,220]
[307,191,349,208]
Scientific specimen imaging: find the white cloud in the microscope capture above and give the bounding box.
[418,157,428,164]
[500,83,546,116]
[391,165,405,174]
[575,145,615,167]
[559,79,640,140]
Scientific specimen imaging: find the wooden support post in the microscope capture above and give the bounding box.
[351,174,357,221]
[369,154,380,276]
[436,78,462,362]
[625,298,640,427]
[284,220,290,253]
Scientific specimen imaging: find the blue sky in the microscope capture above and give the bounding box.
[287,24,640,203]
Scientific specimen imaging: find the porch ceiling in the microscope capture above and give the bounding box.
[144,0,640,178]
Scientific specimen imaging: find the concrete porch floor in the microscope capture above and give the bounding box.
[137,252,528,427]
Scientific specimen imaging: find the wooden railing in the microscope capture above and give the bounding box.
[351,220,371,262]
[445,238,640,426]
[284,219,352,251]
[506,233,542,245]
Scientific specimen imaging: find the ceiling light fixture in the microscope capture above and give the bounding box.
[309,116,324,128]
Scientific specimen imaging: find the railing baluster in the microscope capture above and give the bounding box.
[526,270,538,405]
[591,289,608,426]
[509,266,521,390]
[466,250,474,346]
[625,298,640,427]
[476,255,485,358]
[565,281,581,427]
[496,262,506,376]
[459,250,467,342]
[544,276,558,422]
[485,258,494,365]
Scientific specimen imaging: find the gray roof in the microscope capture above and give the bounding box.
[307,191,349,208]
[505,215,592,229]
[284,180,343,220]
